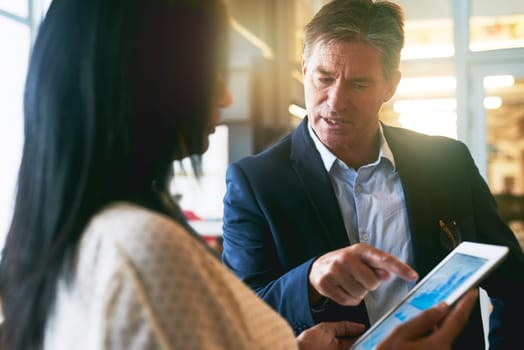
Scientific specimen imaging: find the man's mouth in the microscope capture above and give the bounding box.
[324,118,341,125]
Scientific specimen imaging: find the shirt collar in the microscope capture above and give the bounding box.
[307,120,396,171]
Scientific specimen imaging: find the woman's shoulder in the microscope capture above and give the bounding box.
[82,201,201,267]
[87,201,182,237]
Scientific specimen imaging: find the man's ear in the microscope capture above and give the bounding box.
[383,70,401,102]
[302,56,307,77]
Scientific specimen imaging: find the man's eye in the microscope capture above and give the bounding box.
[317,77,333,84]
[352,83,368,90]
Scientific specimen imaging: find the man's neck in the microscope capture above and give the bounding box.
[335,134,380,170]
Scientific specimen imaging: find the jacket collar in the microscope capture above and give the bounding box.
[289,117,350,249]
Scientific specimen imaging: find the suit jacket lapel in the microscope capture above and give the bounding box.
[290,118,350,249]
[383,125,442,276]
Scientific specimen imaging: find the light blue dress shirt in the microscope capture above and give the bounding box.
[307,122,416,324]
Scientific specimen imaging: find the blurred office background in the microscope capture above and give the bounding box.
[1,0,524,248]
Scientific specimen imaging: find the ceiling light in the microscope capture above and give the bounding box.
[483,75,515,89]
[393,98,456,113]
[288,104,306,119]
[230,17,274,59]
[398,112,457,139]
[401,45,454,60]
[484,96,502,110]
[396,76,456,94]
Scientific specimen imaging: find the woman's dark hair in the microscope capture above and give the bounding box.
[0,0,228,348]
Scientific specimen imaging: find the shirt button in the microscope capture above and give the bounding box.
[355,185,362,193]
[361,232,369,241]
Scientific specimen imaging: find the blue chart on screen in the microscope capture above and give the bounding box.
[409,255,481,309]
[356,253,486,350]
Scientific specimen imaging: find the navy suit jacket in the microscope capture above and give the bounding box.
[222,118,524,349]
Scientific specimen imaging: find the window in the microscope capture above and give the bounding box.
[471,0,524,51]
[0,7,30,245]
[0,0,49,245]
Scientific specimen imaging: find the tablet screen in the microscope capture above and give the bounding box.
[353,253,487,350]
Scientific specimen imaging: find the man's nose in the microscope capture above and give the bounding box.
[326,82,348,113]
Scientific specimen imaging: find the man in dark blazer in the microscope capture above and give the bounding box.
[222,1,524,348]
[223,117,524,346]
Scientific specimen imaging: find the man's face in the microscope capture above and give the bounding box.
[302,40,399,155]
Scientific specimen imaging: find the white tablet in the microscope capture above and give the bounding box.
[350,241,509,350]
